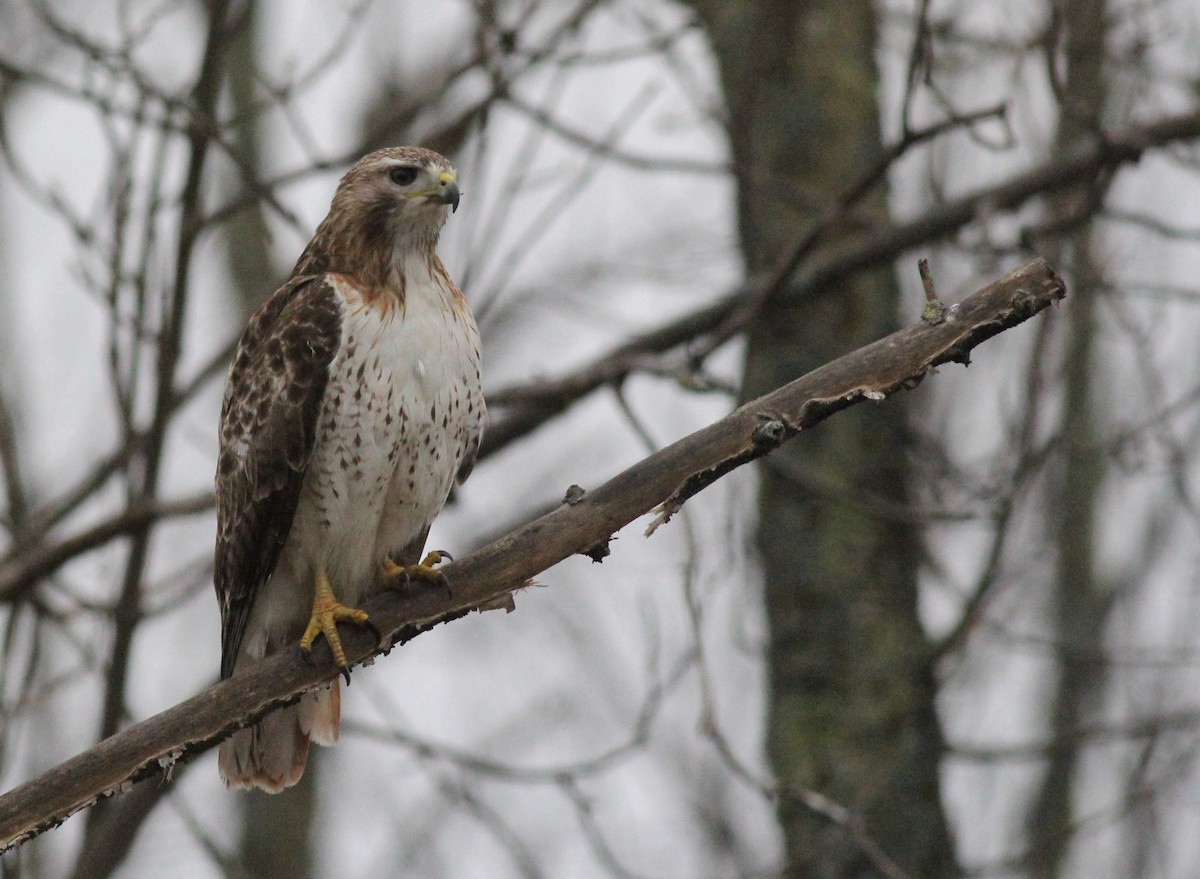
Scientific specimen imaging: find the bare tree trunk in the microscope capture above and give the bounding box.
[223,0,276,316]
[1025,2,1113,876]
[223,7,318,877]
[691,3,957,876]
[239,781,317,879]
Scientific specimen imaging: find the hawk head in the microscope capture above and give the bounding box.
[336,145,460,232]
[300,146,461,279]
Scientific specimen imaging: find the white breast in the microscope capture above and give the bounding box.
[270,271,484,630]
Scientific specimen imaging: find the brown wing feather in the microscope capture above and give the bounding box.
[214,276,343,680]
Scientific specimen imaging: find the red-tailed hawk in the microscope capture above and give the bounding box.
[214,147,484,792]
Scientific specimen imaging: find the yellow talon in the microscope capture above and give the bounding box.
[300,564,370,668]
[378,550,452,593]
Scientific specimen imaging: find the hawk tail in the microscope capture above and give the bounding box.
[218,682,341,792]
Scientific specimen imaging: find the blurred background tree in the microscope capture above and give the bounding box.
[2,1,1200,877]
[690,3,955,877]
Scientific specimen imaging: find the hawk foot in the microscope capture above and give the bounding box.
[300,568,374,668]
[379,550,453,598]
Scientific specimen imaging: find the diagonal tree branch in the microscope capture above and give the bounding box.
[482,107,1200,458]
[0,258,1065,851]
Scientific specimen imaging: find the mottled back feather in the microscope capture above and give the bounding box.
[214,276,343,679]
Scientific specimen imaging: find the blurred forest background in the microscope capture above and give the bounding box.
[2,0,1200,877]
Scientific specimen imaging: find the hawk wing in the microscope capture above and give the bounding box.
[215,276,343,680]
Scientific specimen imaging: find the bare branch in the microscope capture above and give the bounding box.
[0,258,1064,851]
[0,493,214,603]
[481,107,1200,459]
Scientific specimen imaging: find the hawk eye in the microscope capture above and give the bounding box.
[388,166,419,186]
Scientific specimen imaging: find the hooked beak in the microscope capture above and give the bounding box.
[430,171,461,213]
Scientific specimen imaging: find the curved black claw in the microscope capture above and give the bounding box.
[298,640,357,683]
[364,616,383,648]
[424,550,453,600]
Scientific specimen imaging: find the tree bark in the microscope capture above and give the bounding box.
[692,2,957,876]
[1025,2,1113,876]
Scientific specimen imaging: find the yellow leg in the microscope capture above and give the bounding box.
[378,550,452,592]
[299,563,371,668]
